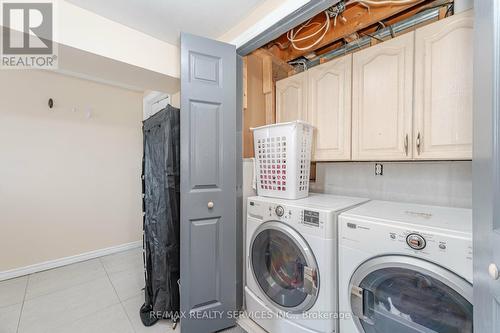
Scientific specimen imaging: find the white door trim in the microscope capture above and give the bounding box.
[143,91,171,120]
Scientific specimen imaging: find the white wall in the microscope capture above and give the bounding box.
[311,161,472,208]
[0,70,143,272]
[170,91,180,108]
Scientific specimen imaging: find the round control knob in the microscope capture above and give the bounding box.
[275,205,285,217]
[406,233,426,250]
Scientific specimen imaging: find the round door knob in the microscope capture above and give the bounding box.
[207,201,214,209]
[489,263,499,280]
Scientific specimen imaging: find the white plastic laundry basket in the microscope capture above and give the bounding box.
[252,121,313,199]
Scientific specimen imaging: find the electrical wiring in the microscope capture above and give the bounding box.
[327,1,347,27]
[287,11,331,51]
[287,20,324,42]
[268,40,290,50]
[288,59,308,72]
[284,0,420,52]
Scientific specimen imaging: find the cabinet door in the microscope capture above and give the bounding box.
[276,71,307,123]
[308,55,352,161]
[414,11,473,160]
[352,32,414,160]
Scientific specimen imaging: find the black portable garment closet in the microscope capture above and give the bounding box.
[140,105,180,326]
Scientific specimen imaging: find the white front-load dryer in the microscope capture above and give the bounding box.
[338,200,473,333]
[245,194,369,333]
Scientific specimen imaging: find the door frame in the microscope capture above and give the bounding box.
[143,91,170,121]
[235,0,500,330]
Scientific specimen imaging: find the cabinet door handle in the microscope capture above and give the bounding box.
[416,132,422,155]
[404,134,409,156]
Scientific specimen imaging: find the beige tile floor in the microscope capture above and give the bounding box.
[0,248,247,333]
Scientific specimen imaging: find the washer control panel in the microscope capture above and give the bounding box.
[247,199,329,236]
[406,233,426,250]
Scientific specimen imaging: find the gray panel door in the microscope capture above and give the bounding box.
[473,0,500,332]
[180,33,237,333]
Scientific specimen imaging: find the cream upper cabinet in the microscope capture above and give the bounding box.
[352,32,414,161]
[413,11,473,160]
[308,55,352,161]
[276,71,307,123]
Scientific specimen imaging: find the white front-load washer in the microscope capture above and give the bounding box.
[245,193,369,333]
[338,200,473,333]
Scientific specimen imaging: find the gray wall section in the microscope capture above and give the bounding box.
[312,161,472,208]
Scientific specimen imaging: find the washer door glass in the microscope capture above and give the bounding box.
[251,226,317,310]
[354,266,473,333]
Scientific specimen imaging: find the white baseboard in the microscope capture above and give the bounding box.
[0,241,142,281]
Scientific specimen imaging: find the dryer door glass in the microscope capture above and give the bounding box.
[353,266,473,333]
[251,226,318,311]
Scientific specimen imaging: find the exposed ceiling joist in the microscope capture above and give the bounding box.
[313,0,452,58]
[266,0,430,62]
